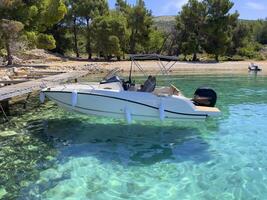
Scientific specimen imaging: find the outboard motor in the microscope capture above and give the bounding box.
[193,87,217,107]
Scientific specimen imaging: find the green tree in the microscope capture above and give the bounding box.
[146,29,164,54]
[202,0,239,62]
[64,0,81,57]
[176,0,206,61]
[36,33,56,50]
[115,0,130,14]
[46,21,73,55]
[77,0,108,59]
[0,0,67,53]
[258,20,267,44]
[0,19,24,65]
[128,0,153,53]
[116,0,153,54]
[227,22,251,56]
[92,12,128,60]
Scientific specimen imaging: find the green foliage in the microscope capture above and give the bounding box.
[0,0,265,61]
[0,19,24,38]
[258,20,267,44]
[127,0,153,53]
[92,11,128,59]
[0,19,24,64]
[0,0,67,60]
[226,23,251,55]
[146,29,164,54]
[25,31,37,48]
[77,0,108,20]
[36,33,56,50]
[115,0,130,13]
[42,0,67,28]
[176,0,206,60]
[75,0,108,59]
[108,36,121,57]
[238,42,262,59]
[174,0,240,61]
[202,0,239,61]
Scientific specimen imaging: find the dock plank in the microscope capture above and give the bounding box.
[0,71,90,101]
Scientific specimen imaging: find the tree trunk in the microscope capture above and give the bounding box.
[5,41,12,66]
[130,33,135,54]
[159,33,170,54]
[73,17,80,58]
[215,54,219,62]
[86,18,92,60]
[192,52,197,61]
[130,29,137,54]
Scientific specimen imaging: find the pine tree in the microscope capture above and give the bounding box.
[92,11,128,60]
[0,19,24,65]
[176,0,206,61]
[77,0,108,59]
[202,0,239,61]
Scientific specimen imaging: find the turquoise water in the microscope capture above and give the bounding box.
[1,73,267,199]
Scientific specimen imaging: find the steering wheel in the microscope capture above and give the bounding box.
[123,79,135,91]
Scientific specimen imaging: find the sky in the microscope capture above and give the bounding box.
[108,0,267,20]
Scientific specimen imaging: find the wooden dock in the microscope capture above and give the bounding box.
[0,71,90,102]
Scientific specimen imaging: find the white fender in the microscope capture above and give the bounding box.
[71,91,78,107]
[125,106,132,124]
[159,101,165,121]
[40,92,45,103]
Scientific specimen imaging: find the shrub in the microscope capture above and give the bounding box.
[36,34,56,50]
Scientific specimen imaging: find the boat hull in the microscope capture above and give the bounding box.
[43,86,220,122]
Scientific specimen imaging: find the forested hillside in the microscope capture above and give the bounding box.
[0,0,266,65]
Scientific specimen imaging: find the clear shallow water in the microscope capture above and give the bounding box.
[1,73,267,199]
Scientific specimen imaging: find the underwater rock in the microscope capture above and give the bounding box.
[0,187,7,199]
[40,168,62,181]
[20,180,30,188]
[0,131,17,137]
[27,145,38,151]
[45,155,55,161]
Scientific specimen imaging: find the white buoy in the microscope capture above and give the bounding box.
[71,91,78,107]
[125,106,132,124]
[159,101,165,121]
[40,92,45,103]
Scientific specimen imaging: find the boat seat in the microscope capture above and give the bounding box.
[140,76,156,92]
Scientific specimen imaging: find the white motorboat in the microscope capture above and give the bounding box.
[248,63,262,71]
[41,54,221,123]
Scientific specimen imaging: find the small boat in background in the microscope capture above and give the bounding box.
[248,63,262,71]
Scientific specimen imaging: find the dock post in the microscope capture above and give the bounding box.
[0,100,10,116]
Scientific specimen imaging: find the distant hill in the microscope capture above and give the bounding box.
[153,16,176,33]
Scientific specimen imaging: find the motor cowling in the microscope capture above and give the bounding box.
[193,87,217,107]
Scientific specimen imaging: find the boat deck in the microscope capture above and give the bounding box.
[195,106,220,113]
